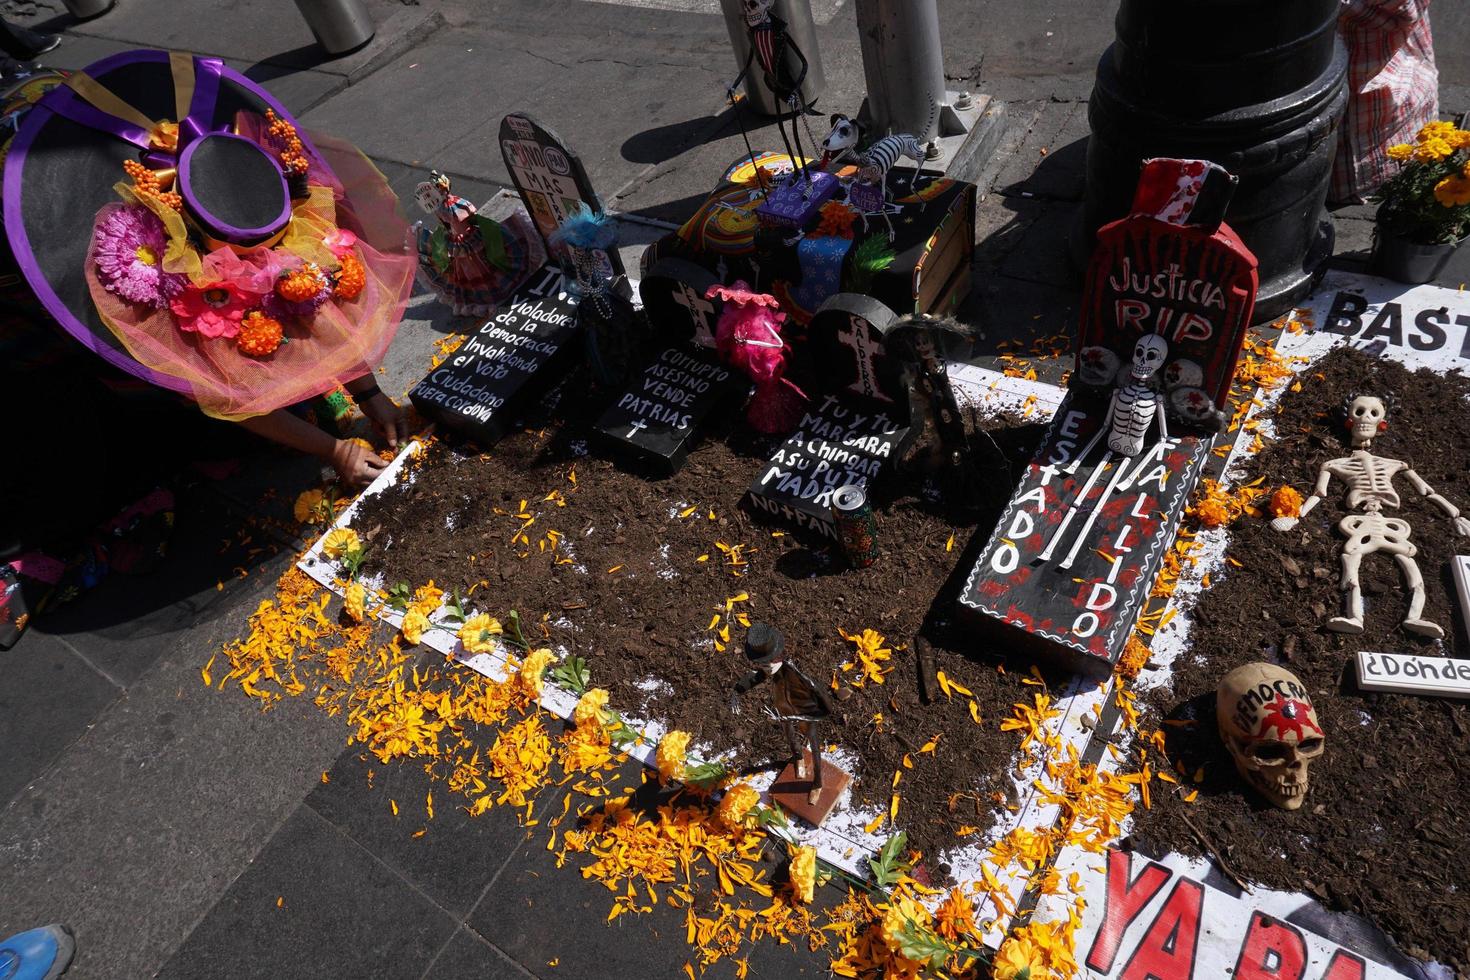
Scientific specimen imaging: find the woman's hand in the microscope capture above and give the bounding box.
[360,391,411,450]
[330,438,388,487]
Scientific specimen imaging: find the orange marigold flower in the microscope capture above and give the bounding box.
[933,887,977,942]
[573,688,609,729]
[334,250,366,301]
[993,934,1048,980]
[1435,175,1470,207]
[1386,143,1413,162]
[321,527,360,560]
[236,311,284,357]
[277,264,329,302]
[401,608,430,645]
[1268,485,1304,518]
[655,730,689,783]
[1415,137,1454,162]
[1193,498,1232,529]
[293,488,329,524]
[517,649,555,697]
[457,613,502,654]
[1116,635,1151,681]
[716,783,759,828]
[813,201,857,239]
[343,582,366,622]
[788,844,816,904]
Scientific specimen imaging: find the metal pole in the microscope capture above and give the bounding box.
[293,0,375,56]
[717,0,825,118]
[853,0,950,143]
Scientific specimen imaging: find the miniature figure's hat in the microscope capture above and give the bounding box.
[3,49,415,419]
[744,623,785,662]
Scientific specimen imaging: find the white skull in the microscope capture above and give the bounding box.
[742,0,775,25]
[822,114,862,154]
[1346,394,1386,449]
[1163,358,1203,391]
[1217,663,1325,810]
[1131,333,1168,380]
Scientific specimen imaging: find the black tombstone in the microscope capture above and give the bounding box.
[745,293,912,540]
[409,265,580,444]
[592,259,748,476]
[499,111,628,292]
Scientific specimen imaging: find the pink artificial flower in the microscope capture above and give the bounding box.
[169,281,253,339]
[323,228,358,257]
[93,204,187,308]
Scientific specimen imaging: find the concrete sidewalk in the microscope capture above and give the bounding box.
[3,1,1470,977]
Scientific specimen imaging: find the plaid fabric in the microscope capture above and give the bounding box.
[1331,0,1440,204]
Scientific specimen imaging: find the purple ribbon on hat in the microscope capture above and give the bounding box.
[45,52,226,167]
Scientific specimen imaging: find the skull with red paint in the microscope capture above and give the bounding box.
[1216,663,1325,810]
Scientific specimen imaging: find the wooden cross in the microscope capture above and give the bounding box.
[838,315,887,401]
[672,284,716,348]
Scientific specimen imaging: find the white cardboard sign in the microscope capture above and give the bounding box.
[1050,848,1425,980]
[1356,650,1470,699]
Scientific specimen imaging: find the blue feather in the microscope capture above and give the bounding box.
[550,204,618,250]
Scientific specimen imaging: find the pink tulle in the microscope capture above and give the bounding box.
[709,280,807,434]
[86,129,415,420]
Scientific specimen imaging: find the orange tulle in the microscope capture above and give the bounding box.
[85,128,415,420]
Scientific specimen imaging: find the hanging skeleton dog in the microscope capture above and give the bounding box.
[820,113,928,241]
[1271,393,1470,640]
[727,0,820,192]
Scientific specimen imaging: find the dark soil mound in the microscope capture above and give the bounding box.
[353,369,1060,869]
[1131,345,1470,974]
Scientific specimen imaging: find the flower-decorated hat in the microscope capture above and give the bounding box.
[4,49,415,419]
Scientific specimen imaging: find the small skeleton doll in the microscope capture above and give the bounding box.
[550,206,639,387]
[412,171,532,316]
[1271,393,1470,639]
[727,0,816,185]
[1104,333,1168,457]
[730,623,836,805]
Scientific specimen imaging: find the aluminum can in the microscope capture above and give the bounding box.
[831,484,877,568]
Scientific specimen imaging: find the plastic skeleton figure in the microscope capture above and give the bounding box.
[730,623,836,805]
[727,0,816,185]
[1271,393,1470,639]
[819,114,928,240]
[1038,334,1170,570]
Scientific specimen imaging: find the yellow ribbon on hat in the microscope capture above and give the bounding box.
[63,50,198,153]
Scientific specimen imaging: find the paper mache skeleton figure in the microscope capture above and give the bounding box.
[730,623,836,805]
[1217,663,1325,810]
[1040,333,1226,569]
[728,0,818,186]
[708,281,807,434]
[1271,393,1470,640]
[819,114,928,241]
[411,171,540,316]
[550,205,640,387]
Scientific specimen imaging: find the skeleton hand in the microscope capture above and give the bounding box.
[1455,516,1470,537]
[728,694,741,715]
[1270,516,1299,532]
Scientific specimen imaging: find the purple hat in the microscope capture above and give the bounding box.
[3,49,319,392]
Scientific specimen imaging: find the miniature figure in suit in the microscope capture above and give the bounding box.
[730,622,836,805]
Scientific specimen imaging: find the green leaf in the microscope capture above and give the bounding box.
[892,917,951,970]
[506,609,529,649]
[683,761,730,791]
[751,804,790,830]
[385,582,412,611]
[441,588,468,627]
[340,547,367,580]
[608,715,640,749]
[549,655,591,695]
[869,831,912,890]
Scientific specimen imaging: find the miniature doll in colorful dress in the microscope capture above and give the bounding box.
[412,171,538,316]
[707,281,806,434]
